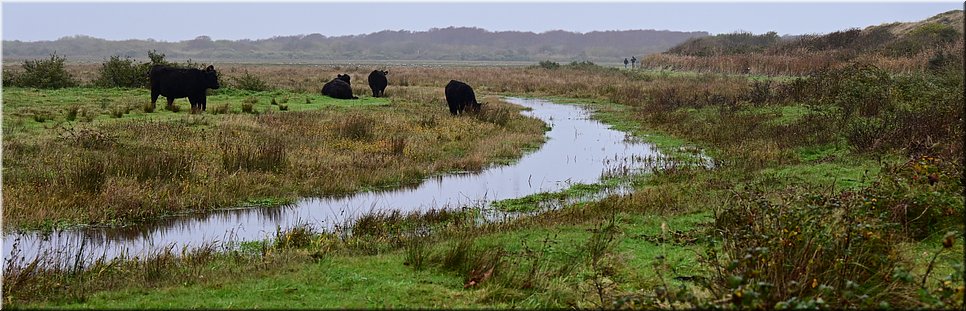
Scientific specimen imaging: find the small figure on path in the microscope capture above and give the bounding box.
[623,58,629,68]
[630,56,637,69]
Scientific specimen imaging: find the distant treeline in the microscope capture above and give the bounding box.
[2,27,708,63]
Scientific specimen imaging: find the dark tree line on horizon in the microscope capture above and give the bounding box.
[2,27,708,63]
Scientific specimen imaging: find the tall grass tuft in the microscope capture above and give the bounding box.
[474,104,513,126]
[335,114,375,140]
[65,106,80,121]
[219,131,288,173]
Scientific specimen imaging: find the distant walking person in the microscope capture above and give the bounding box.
[630,56,637,69]
[624,58,629,68]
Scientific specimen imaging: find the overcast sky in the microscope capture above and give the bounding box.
[2,2,963,42]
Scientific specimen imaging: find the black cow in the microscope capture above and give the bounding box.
[322,74,357,99]
[149,65,220,113]
[444,80,483,115]
[367,70,388,97]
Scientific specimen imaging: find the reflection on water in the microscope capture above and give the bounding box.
[3,97,666,267]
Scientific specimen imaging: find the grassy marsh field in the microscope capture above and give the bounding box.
[2,54,964,309]
[2,82,545,230]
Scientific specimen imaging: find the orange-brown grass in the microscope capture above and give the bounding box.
[640,39,964,76]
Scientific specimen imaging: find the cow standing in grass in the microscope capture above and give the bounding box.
[149,65,220,113]
[367,70,388,97]
[444,80,483,115]
[322,74,357,99]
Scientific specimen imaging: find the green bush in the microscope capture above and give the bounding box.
[538,60,561,70]
[14,53,78,89]
[704,184,912,309]
[2,69,17,87]
[94,55,151,88]
[232,71,271,91]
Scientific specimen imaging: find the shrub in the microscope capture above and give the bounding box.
[871,155,964,240]
[2,69,17,87]
[567,61,600,70]
[14,53,77,89]
[146,50,171,67]
[538,60,561,70]
[94,55,151,88]
[706,185,911,309]
[233,71,270,91]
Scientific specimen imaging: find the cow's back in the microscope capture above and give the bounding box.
[150,66,204,98]
[368,71,387,86]
[445,80,475,103]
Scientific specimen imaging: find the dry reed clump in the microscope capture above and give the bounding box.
[334,113,375,140]
[218,129,288,173]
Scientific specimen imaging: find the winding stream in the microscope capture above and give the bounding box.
[3,97,664,267]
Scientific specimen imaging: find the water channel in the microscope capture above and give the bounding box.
[3,97,666,268]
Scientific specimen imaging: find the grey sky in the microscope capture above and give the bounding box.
[2,2,963,42]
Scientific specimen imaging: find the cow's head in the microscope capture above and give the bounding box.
[205,65,220,89]
[337,74,351,84]
[468,101,484,113]
[380,70,389,75]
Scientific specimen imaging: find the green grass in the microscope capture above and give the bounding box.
[759,161,879,189]
[2,86,546,230]
[50,254,476,309]
[491,177,626,213]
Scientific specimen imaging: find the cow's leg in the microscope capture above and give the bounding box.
[188,97,199,114]
[200,96,207,112]
[166,97,175,111]
[449,105,458,115]
[151,90,160,109]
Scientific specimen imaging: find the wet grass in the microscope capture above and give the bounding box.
[491,177,628,213]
